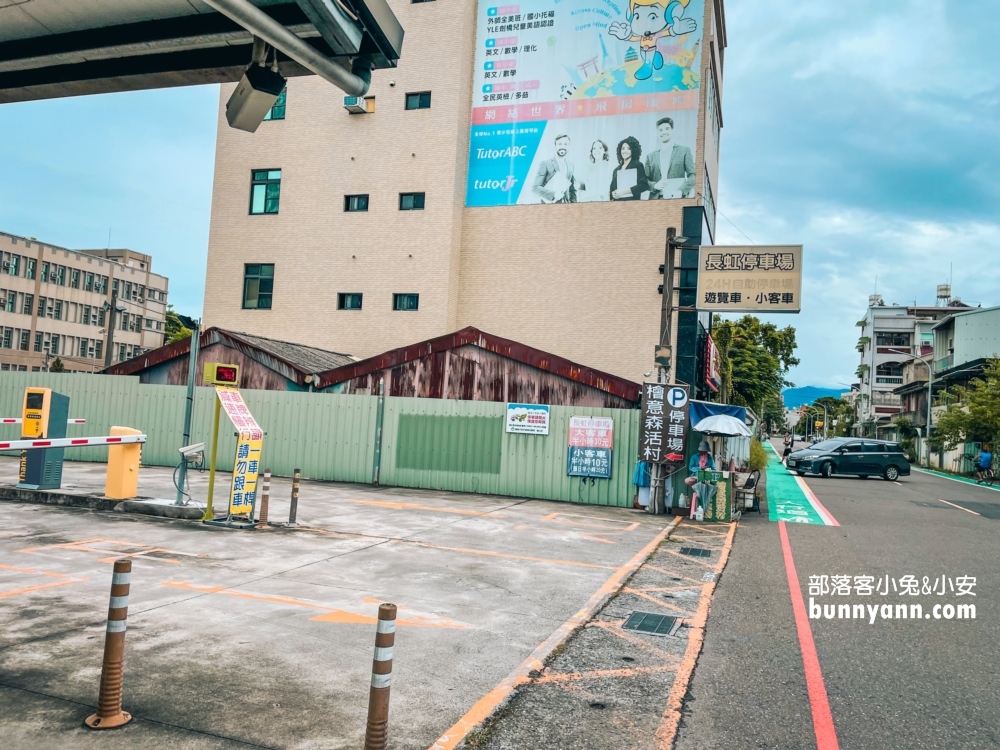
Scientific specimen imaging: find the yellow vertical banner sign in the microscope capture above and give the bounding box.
[214,386,264,517]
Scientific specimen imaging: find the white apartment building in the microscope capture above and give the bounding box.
[854,290,972,435]
[0,231,169,372]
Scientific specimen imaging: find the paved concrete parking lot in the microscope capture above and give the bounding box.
[0,458,675,749]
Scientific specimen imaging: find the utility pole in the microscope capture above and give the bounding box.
[103,286,119,369]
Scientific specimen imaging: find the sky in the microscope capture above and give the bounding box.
[0,0,998,387]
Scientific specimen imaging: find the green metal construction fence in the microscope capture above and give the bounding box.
[0,373,640,507]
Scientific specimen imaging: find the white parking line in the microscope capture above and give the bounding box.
[937,498,981,516]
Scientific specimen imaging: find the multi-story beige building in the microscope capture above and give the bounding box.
[204,0,726,382]
[0,230,169,372]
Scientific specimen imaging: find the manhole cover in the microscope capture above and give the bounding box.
[622,611,680,636]
[679,547,712,558]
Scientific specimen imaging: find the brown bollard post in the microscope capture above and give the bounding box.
[85,559,133,729]
[258,469,271,527]
[364,603,397,750]
[287,468,300,527]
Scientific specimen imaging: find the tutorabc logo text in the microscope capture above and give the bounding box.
[473,176,518,191]
[476,146,528,159]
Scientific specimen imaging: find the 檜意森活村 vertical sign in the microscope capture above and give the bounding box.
[215,386,264,516]
[639,383,689,464]
[506,403,550,434]
[466,0,704,207]
[566,416,614,478]
[696,245,803,313]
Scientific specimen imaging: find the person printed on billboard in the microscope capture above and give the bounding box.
[531,134,577,203]
[645,117,695,198]
[578,140,615,202]
[609,0,697,81]
[610,136,650,200]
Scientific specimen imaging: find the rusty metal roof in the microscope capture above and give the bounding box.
[103,327,354,387]
[315,326,641,402]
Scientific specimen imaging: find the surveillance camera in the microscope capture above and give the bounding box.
[644,371,653,377]
[179,442,205,461]
[389,80,396,87]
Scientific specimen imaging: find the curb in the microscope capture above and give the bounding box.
[430,514,684,750]
[0,486,205,520]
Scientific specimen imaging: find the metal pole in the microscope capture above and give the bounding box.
[288,468,300,527]
[659,227,677,379]
[175,322,201,505]
[822,405,828,439]
[103,287,118,369]
[925,365,933,469]
[204,394,222,521]
[85,559,133,729]
[372,377,385,485]
[258,468,271,526]
[364,603,397,750]
[647,463,661,515]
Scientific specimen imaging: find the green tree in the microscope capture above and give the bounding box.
[712,315,799,414]
[813,395,855,437]
[165,305,192,344]
[48,357,65,373]
[932,359,1000,450]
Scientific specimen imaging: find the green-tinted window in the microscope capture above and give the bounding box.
[678,269,698,288]
[263,88,287,121]
[345,194,369,212]
[399,192,425,210]
[393,293,419,311]
[25,259,35,280]
[405,92,431,110]
[243,263,274,309]
[338,293,363,310]
[250,169,282,214]
[395,414,502,474]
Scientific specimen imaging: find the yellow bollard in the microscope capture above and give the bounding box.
[105,427,143,500]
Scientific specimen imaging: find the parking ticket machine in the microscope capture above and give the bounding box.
[17,387,69,490]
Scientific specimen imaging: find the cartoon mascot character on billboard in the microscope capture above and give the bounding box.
[609,0,697,80]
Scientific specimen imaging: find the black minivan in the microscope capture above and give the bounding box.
[786,438,911,481]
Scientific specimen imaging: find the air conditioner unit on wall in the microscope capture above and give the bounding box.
[344,96,373,114]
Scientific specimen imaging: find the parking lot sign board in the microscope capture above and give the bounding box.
[566,416,614,479]
[216,386,264,516]
[639,383,689,465]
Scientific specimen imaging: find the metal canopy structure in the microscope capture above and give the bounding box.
[0,0,403,103]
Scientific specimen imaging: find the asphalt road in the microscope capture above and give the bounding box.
[675,453,999,749]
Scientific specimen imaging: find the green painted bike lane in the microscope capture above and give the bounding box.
[764,444,839,526]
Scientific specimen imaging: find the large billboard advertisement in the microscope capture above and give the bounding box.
[466,0,704,207]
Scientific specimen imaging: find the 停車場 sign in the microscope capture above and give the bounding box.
[638,383,689,465]
[216,386,264,516]
[696,245,803,313]
[505,403,550,435]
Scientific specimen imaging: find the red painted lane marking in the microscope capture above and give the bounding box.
[791,474,840,526]
[778,521,840,750]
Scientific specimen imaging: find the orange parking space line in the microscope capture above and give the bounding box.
[678,525,728,536]
[539,512,640,532]
[349,499,506,517]
[588,620,677,659]
[622,587,692,615]
[536,664,676,684]
[406,541,617,570]
[0,564,73,579]
[641,566,707,585]
[160,581,468,628]
[0,578,85,599]
[578,534,617,545]
[428,516,683,750]
[633,585,703,593]
[655,521,737,748]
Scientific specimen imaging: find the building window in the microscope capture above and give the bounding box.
[405,92,432,110]
[79,339,88,358]
[26,259,35,280]
[393,293,419,311]
[250,169,282,215]
[56,266,65,285]
[412,0,435,4]
[19,331,28,351]
[2,328,11,348]
[876,332,910,347]
[41,262,49,283]
[22,294,32,315]
[9,256,19,276]
[344,194,369,212]
[263,88,287,121]
[4,292,15,313]
[338,293,363,310]
[399,192,425,210]
[33,332,42,352]
[243,264,274,309]
[94,341,102,360]
[71,269,80,288]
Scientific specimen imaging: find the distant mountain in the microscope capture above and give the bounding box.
[782,386,849,409]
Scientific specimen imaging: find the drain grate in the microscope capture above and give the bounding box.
[679,546,712,558]
[622,611,680,636]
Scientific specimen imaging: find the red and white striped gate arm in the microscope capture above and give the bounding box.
[0,434,145,451]
[0,418,86,424]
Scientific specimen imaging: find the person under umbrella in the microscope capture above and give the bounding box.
[685,440,716,511]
